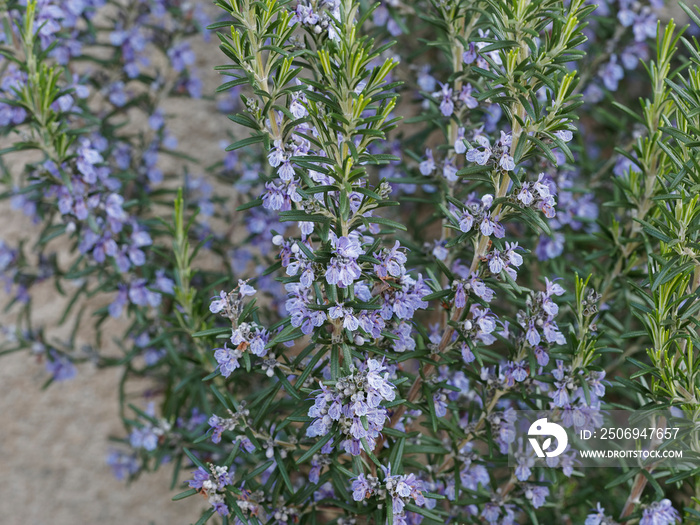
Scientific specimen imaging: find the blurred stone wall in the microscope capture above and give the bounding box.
[0,33,228,525]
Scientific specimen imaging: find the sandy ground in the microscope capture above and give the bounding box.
[0,30,225,525]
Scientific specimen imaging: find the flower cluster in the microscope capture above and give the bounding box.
[290,0,341,40]
[639,499,680,525]
[325,234,364,288]
[210,280,257,318]
[307,359,396,455]
[453,193,508,239]
[0,65,28,126]
[452,271,495,308]
[188,464,234,516]
[513,173,558,219]
[463,29,504,70]
[550,361,607,431]
[352,466,426,525]
[129,404,172,451]
[517,278,567,352]
[466,130,515,172]
[106,449,140,481]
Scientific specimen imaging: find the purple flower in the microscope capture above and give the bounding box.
[511,360,528,382]
[328,304,360,331]
[551,382,570,407]
[599,55,624,91]
[461,342,475,363]
[420,148,436,175]
[382,467,426,521]
[262,178,302,211]
[106,81,129,106]
[459,84,478,109]
[526,321,541,346]
[640,499,680,525]
[211,501,229,516]
[374,241,407,278]
[325,236,364,288]
[437,83,454,116]
[463,42,477,64]
[238,279,256,296]
[129,426,158,451]
[352,473,374,501]
[482,503,501,523]
[459,463,489,490]
[186,464,233,516]
[515,448,534,481]
[239,437,256,453]
[208,414,236,444]
[214,343,243,378]
[585,503,610,525]
[45,351,77,381]
[524,485,549,508]
[154,270,175,294]
[466,135,491,165]
[128,279,161,308]
[231,322,270,357]
[500,151,515,171]
[188,467,211,489]
[536,233,565,261]
[458,209,474,232]
[105,193,128,223]
[210,291,228,313]
[167,42,195,73]
[442,157,458,182]
[106,449,140,481]
[109,285,128,318]
[306,359,395,454]
[431,240,448,260]
[335,235,363,258]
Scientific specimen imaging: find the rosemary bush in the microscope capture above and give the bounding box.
[2,0,700,523]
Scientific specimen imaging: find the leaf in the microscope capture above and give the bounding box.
[359,215,408,231]
[274,449,294,493]
[217,77,249,92]
[243,460,275,481]
[202,369,221,381]
[296,432,334,465]
[194,508,215,525]
[640,469,665,497]
[226,135,265,151]
[183,448,208,470]
[525,134,557,165]
[192,327,231,338]
[266,324,302,347]
[360,437,382,467]
[228,113,260,129]
[424,383,439,433]
[279,210,329,223]
[172,488,197,501]
[236,198,263,211]
[422,289,451,302]
[604,468,639,489]
[405,503,443,521]
[274,367,302,400]
[387,436,406,473]
[641,224,673,243]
